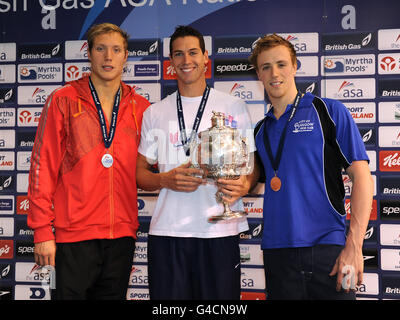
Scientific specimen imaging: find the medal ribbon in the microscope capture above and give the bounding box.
[262,92,302,176]
[176,85,210,156]
[89,77,121,149]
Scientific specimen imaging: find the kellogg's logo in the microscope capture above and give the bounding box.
[0,240,13,259]
[16,195,29,214]
[346,199,377,220]
[380,151,400,171]
[163,60,211,80]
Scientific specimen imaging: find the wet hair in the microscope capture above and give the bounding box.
[169,25,206,55]
[86,23,129,52]
[249,33,297,69]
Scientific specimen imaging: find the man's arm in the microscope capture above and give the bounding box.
[136,153,206,192]
[329,160,374,291]
[28,92,66,266]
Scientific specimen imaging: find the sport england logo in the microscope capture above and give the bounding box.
[345,102,376,123]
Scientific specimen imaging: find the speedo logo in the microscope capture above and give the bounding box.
[215,63,254,74]
[214,59,256,79]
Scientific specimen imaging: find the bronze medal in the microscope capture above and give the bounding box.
[262,92,302,194]
[270,176,281,192]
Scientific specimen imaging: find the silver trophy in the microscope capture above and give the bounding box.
[190,111,251,222]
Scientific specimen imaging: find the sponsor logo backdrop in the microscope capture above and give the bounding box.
[0,0,399,300]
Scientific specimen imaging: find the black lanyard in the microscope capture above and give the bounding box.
[176,85,210,156]
[88,77,121,149]
[262,92,302,174]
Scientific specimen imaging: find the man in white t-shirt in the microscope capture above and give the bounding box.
[136,25,259,300]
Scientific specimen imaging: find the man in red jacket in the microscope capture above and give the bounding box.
[27,23,150,299]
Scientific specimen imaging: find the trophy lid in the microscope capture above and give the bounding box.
[211,111,226,128]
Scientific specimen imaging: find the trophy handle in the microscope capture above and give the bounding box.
[188,139,200,168]
[241,137,252,175]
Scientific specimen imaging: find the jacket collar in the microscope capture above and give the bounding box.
[68,75,133,104]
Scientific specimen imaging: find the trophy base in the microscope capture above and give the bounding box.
[208,211,247,223]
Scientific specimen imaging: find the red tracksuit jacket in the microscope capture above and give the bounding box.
[28,75,150,243]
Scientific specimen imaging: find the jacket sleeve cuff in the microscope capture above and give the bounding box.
[33,225,55,243]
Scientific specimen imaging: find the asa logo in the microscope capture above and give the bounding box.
[31,88,46,104]
[337,81,363,98]
[130,266,148,286]
[279,33,319,53]
[240,268,265,290]
[321,78,375,100]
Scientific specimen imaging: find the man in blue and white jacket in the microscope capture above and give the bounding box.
[250,34,374,300]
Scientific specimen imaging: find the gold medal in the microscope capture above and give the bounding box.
[270,175,281,192]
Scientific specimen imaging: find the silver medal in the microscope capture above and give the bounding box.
[101,153,113,168]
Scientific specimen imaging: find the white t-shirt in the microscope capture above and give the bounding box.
[138,88,254,238]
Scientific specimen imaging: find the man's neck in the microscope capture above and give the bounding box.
[177,81,207,98]
[270,90,299,120]
[90,76,121,101]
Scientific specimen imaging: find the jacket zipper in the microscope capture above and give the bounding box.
[109,144,115,238]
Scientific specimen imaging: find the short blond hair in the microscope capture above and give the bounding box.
[86,23,129,52]
[249,33,297,69]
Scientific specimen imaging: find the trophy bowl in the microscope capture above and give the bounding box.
[190,111,251,223]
